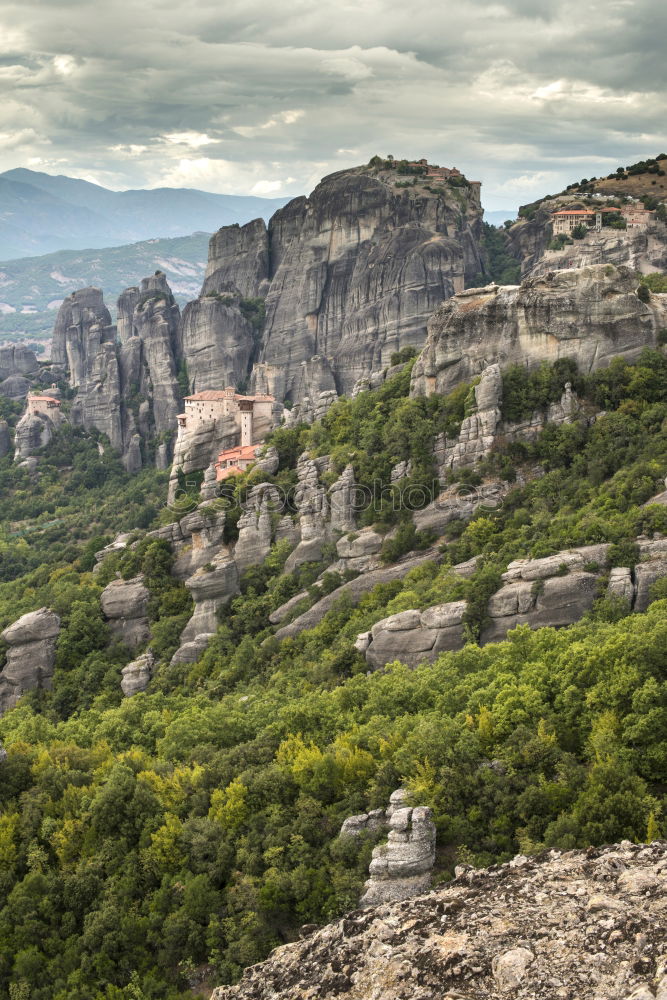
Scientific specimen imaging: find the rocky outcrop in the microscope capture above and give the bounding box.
[180,294,256,395]
[283,454,332,573]
[360,799,436,908]
[0,345,39,398]
[0,608,60,715]
[201,218,269,299]
[411,265,665,400]
[358,539,667,668]
[120,650,155,696]
[254,166,483,404]
[274,549,443,641]
[210,840,667,1000]
[13,411,55,460]
[234,484,282,571]
[439,363,502,474]
[51,287,114,386]
[359,601,468,668]
[118,272,182,440]
[100,576,150,649]
[180,557,239,642]
[52,276,183,470]
[170,632,214,666]
[0,419,10,457]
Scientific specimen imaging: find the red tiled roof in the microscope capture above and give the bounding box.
[216,444,258,463]
[28,395,61,403]
[185,390,275,403]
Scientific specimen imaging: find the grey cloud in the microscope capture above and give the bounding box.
[0,0,665,210]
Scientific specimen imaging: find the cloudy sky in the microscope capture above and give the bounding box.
[0,0,665,211]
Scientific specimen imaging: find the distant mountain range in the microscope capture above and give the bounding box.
[0,168,290,260]
[0,232,213,346]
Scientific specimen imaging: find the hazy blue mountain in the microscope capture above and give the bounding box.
[0,168,290,259]
[0,232,212,347]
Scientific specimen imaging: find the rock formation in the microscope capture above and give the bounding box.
[209,840,667,1000]
[411,265,665,400]
[0,345,39,398]
[254,165,483,403]
[50,275,183,470]
[360,800,437,908]
[120,650,155,696]
[0,608,60,715]
[51,287,114,386]
[175,163,483,420]
[357,538,667,668]
[100,576,151,649]
[14,410,55,460]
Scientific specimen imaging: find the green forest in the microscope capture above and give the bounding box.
[0,348,666,999]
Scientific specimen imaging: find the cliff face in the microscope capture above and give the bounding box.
[256,167,483,400]
[179,164,483,407]
[209,841,667,1000]
[411,264,665,399]
[52,273,183,470]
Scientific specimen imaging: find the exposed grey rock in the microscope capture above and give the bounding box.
[364,600,467,669]
[51,287,114,386]
[201,219,269,299]
[335,527,383,573]
[0,374,31,399]
[492,947,535,990]
[120,650,155,696]
[255,166,483,404]
[0,608,60,716]
[0,344,38,381]
[608,567,635,604]
[328,464,357,533]
[274,548,443,641]
[438,364,502,474]
[234,484,282,572]
[209,841,667,1000]
[283,453,332,573]
[13,411,55,460]
[100,576,150,649]
[360,803,436,908]
[411,264,665,399]
[253,445,279,477]
[180,295,255,394]
[0,419,10,457]
[123,433,143,474]
[339,809,386,838]
[634,557,667,612]
[180,557,240,642]
[170,633,214,665]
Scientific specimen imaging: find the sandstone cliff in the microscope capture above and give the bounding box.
[411,264,665,399]
[49,274,184,470]
[209,841,667,1000]
[0,608,60,716]
[178,163,483,411]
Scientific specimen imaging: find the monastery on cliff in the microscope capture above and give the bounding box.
[176,387,275,481]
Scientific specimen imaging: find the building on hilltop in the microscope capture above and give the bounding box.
[215,444,262,481]
[176,388,274,446]
[405,159,481,194]
[552,206,653,235]
[26,392,62,424]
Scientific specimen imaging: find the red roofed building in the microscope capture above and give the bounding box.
[26,393,62,424]
[215,444,261,481]
[176,387,274,447]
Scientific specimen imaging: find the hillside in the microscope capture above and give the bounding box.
[0,302,667,996]
[0,233,211,347]
[0,169,289,260]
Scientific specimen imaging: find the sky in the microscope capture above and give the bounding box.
[0,0,666,212]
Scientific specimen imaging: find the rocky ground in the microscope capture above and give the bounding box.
[210,842,667,1000]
